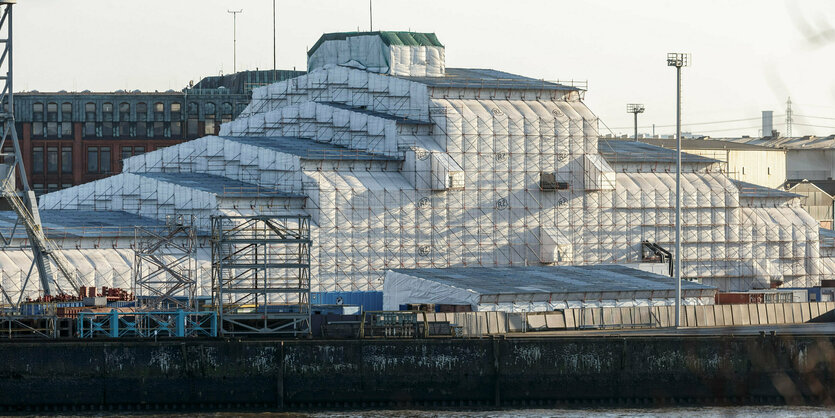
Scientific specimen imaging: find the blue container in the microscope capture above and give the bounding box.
[311,291,383,311]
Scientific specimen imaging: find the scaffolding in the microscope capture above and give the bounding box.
[211,214,312,336]
[133,215,197,310]
[14,32,835,301]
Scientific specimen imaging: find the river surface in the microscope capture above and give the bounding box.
[15,405,835,417]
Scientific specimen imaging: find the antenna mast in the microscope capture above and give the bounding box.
[786,97,793,138]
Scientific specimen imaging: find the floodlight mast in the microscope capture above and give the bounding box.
[626,104,645,141]
[228,9,243,73]
[667,52,689,328]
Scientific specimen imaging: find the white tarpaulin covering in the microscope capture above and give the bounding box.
[2,30,829,304]
[383,265,716,312]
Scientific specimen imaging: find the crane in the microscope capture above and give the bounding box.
[0,0,79,306]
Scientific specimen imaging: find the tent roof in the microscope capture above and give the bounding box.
[389,265,714,297]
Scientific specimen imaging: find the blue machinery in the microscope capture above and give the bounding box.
[77,310,216,338]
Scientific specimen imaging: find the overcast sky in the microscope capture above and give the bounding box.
[16,0,835,137]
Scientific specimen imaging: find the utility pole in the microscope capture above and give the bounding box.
[228,9,243,73]
[667,52,689,328]
[786,97,793,138]
[273,0,276,82]
[626,104,645,140]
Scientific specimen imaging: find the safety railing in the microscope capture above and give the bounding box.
[77,310,216,338]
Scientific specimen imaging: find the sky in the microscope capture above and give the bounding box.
[15,0,835,138]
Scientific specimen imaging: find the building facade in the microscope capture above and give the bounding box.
[13,70,303,193]
[614,137,788,189]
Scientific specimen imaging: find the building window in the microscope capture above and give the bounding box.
[61,102,72,120]
[102,121,113,137]
[84,103,96,138]
[62,147,72,174]
[203,103,216,135]
[153,121,164,137]
[121,146,132,163]
[47,183,58,193]
[85,102,96,121]
[87,147,98,173]
[742,166,745,175]
[134,146,145,155]
[171,102,182,121]
[136,102,147,121]
[46,122,58,138]
[32,122,44,137]
[119,121,130,137]
[61,122,72,137]
[119,102,130,121]
[84,122,96,138]
[221,102,233,123]
[767,167,771,175]
[33,184,44,194]
[46,102,58,122]
[61,183,72,189]
[47,147,58,173]
[32,147,43,174]
[102,102,114,122]
[154,102,165,121]
[100,146,111,173]
[187,118,198,136]
[136,121,147,137]
[171,121,182,136]
[33,103,44,121]
[204,117,215,135]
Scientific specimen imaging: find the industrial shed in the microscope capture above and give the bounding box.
[383,265,716,312]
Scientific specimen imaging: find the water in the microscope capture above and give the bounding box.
[15,406,834,417]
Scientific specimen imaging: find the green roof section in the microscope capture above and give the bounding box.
[308,31,444,56]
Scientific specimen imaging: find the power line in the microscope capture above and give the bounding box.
[609,116,781,130]
[793,122,835,129]
[794,114,835,121]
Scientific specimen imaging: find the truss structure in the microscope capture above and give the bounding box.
[212,214,311,336]
[133,214,197,310]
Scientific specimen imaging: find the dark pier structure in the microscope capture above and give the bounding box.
[2,333,835,410]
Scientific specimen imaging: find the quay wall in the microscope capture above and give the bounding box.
[0,335,833,408]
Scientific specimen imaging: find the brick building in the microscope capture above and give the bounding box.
[12,69,303,193]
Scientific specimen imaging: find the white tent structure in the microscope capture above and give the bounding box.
[383,265,717,312]
[0,31,832,303]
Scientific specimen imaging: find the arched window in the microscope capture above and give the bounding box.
[119,102,131,137]
[154,102,165,121]
[221,102,233,123]
[32,103,44,137]
[102,102,114,121]
[84,102,96,137]
[60,103,72,137]
[46,103,58,137]
[203,102,216,135]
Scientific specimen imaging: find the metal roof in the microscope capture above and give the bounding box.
[308,31,443,56]
[137,172,304,198]
[598,139,720,164]
[636,138,780,151]
[732,180,801,199]
[390,265,714,296]
[221,136,403,161]
[319,102,432,125]
[401,68,578,91]
[0,210,166,239]
[785,179,835,196]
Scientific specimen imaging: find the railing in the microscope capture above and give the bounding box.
[78,310,216,338]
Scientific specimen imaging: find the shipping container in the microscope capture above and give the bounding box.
[311,291,382,311]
